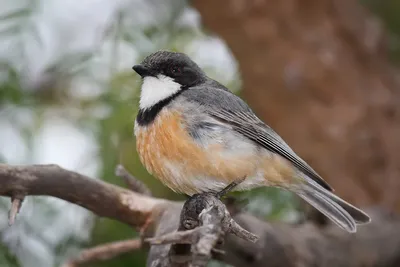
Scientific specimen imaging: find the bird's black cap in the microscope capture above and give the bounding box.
[132,50,206,87]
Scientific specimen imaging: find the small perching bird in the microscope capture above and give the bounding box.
[132,51,371,233]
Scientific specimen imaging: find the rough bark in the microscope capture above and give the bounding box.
[193,0,400,211]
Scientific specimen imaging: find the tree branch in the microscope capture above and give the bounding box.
[115,164,152,196]
[62,238,142,267]
[221,209,400,267]
[1,163,400,267]
[8,194,24,226]
[147,193,258,267]
[0,163,169,229]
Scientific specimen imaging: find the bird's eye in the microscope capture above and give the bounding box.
[171,67,181,74]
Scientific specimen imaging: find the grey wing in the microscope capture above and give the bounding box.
[181,86,333,191]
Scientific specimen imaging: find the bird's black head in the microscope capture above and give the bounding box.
[132,51,206,88]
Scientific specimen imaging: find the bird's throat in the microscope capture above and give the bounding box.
[136,89,186,126]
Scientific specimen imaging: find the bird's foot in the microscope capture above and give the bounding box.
[215,177,246,199]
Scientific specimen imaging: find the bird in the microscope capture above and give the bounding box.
[132,50,371,233]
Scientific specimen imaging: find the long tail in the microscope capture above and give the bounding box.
[295,174,371,233]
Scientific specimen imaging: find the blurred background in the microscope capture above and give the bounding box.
[1,0,400,266]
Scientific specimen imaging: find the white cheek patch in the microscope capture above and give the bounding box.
[139,75,181,109]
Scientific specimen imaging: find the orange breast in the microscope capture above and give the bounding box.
[135,109,259,194]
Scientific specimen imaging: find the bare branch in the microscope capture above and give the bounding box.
[226,217,258,243]
[146,228,202,245]
[115,164,152,196]
[0,164,169,228]
[147,193,258,267]
[2,163,400,267]
[8,194,24,226]
[62,238,142,267]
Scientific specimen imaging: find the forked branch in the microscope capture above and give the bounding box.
[1,163,400,267]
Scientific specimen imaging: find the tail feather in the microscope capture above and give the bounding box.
[296,175,371,233]
[316,186,371,224]
[298,189,357,233]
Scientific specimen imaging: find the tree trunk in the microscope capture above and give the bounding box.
[193,0,400,211]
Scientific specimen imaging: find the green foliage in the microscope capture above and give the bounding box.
[0,243,20,267]
[363,0,400,62]
[0,65,27,105]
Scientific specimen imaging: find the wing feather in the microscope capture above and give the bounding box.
[181,86,333,191]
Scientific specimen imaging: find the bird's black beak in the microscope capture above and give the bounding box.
[132,64,152,78]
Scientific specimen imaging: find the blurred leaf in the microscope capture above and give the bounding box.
[0,25,21,37]
[0,243,21,267]
[363,0,400,63]
[0,64,25,104]
[0,8,30,21]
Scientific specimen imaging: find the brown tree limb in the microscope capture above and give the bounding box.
[221,209,400,267]
[61,238,142,267]
[0,163,169,229]
[1,163,400,267]
[115,164,152,196]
